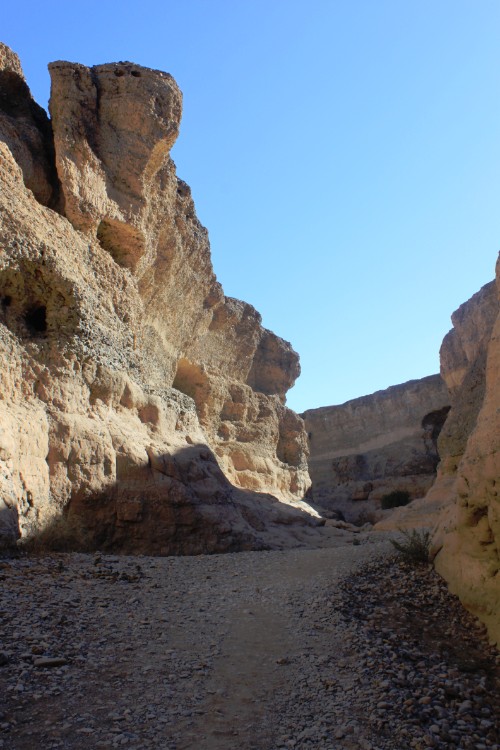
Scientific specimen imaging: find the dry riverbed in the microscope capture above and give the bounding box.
[1,533,499,750]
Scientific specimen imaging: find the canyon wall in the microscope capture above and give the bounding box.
[431,275,500,645]
[0,44,316,554]
[374,276,500,645]
[302,375,450,523]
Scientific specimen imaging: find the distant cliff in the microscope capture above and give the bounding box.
[302,376,450,523]
[0,43,317,553]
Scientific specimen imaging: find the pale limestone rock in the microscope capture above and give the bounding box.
[0,42,58,207]
[0,46,316,553]
[437,280,497,473]
[432,271,500,646]
[302,375,450,523]
[47,56,309,504]
[376,271,500,646]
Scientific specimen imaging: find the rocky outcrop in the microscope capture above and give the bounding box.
[0,44,315,553]
[374,273,500,645]
[302,376,450,523]
[430,275,500,645]
[0,44,58,208]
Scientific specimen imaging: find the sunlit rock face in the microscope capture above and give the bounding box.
[372,273,500,646]
[302,376,450,524]
[0,44,315,553]
[430,273,500,646]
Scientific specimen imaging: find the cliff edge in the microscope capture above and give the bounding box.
[375,273,500,645]
[0,44,316,553]
[432,272,500,645]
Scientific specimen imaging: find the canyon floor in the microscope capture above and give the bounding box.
[1,531,499,750]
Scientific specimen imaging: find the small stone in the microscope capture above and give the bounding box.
[34,657,69,668]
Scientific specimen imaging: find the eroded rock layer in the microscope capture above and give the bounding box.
[375,274,500,645]
[302,376,450,524]
[431,275,500,645]
[0,44,315,553]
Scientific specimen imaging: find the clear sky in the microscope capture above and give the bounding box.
[3,1,500,412]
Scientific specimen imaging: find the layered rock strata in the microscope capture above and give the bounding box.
[302,375,450,524]
[0,44,315,553]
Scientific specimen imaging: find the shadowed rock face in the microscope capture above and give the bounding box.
[0,44,315,553]
[302,375,450,524]
[0,44,59,208]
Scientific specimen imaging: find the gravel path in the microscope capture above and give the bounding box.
[1,534,499,750]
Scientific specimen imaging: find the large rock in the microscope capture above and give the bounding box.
[47,56,310,504]
[0,45,315,553]
[0,44,58,208]
[375,273,500,646]
[431,274,500,645]
[302,375,450,524]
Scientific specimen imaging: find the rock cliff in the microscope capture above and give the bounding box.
[302,376,450,524]
[375,274,500,645]
[431,275,500,645]
[0,44,316,553]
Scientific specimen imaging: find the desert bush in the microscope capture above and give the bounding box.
[390,528,431,565]
[21,513,93,554]
[380,490,411,510]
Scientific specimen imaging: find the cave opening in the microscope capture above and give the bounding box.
[25,304,47,335]
[422,406,451,449]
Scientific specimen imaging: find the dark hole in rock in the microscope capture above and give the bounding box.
[1,296,12,307]
[25,305,47,335]
[176,181,190,199]
[422,406,451,446]
[114,69,125,77]
[131,70,141,78]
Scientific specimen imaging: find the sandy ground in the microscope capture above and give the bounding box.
[1,531,499,750]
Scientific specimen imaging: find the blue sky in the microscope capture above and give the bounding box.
[3,1,500,412]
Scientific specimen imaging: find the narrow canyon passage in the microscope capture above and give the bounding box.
[1,536,499,750]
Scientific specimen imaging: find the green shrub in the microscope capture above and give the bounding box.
[380,490,411,510]
[390,528,431,565]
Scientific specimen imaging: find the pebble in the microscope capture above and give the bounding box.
[0,540,498,750]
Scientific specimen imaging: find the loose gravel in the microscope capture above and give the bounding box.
[0,534,498,750]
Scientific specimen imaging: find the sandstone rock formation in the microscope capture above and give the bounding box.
[0,44,316,553]
[375,275,500,645]
[0,44,58,208]
[431,276,500,645]
[302,375,450,524]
